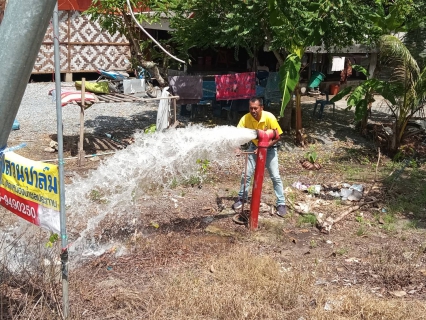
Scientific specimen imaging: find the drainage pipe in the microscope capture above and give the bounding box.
[249,129,278,230]
[0,0,57,149]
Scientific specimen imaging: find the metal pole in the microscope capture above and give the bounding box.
[0,0,57,149]
[52,2,69,318]
[78,78,86,166]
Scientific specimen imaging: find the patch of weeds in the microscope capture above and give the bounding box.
[286,191,297,203]
[341,165,363,180]
[261,219,285,240]
[355,215,364,223]
[170,177,179,189]
[185,175,201,186]
[89,189,108,204]
[384,213,396,224]
[378,213,396,233]
[355,213,368,236]
[196,159,210,175]
[356,225,367,236]
[309,239,317,249]
[45,233,59,248]
[336,247,348,256]
[385,169,426,218]
[228,190,239,198]
[334,198,343,206]
[404,219,419,230]
[382,222,396,233]
[360,155,372,165]
[297,214,317,227]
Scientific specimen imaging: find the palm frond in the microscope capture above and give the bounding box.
[379,35,420,80]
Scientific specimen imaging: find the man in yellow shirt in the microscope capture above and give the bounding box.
[234,97,286,217]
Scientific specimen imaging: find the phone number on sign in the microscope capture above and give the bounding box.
[0,195,37,219]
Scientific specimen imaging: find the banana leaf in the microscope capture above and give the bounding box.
[329,86,352,103]
[279,53,301,116]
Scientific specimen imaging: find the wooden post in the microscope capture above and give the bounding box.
[307,53,312,83]
[173,97,177,125]
[78,78,86,166]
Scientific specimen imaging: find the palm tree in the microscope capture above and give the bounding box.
[378,34,426,152]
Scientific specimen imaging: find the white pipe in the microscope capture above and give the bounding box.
[125,0,185,64]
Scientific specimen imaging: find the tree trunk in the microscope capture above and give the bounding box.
[390,121,399,153]
[272,49,284,67]
[295,86,304,146]
[360,102,372,135]
[122,12,166,87]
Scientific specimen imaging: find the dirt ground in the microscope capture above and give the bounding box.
[2,97,426,319]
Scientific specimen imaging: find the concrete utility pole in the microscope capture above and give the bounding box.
[0,0,57,149]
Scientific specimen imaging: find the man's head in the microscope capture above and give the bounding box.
[249,97,264,121]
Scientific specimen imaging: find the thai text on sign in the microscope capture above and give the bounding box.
[0,152,60,233]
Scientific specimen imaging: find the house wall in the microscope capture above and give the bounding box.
[0,2,131,74]
[34,11,130,74]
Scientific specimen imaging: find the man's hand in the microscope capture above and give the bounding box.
[235,148,242,157]
[268,134,280,148]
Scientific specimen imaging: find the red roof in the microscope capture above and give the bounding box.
[58,0,92,11]
[58,0,150,12]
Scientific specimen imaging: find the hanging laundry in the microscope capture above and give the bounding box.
[156,87,171,132]
[168,75,203,105]
[215,72,256,101]
[331,56,345,71]
[340,59,353,84]
[56,91,98,106]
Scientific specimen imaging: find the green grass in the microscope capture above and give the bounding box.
[336,247,348,256]
[403,219,419,230]
[384,167,426,219]
[297,214,317,227]
[356,225,367,236]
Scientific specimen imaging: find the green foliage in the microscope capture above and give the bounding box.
[304,147,318,164]
[279,54,301,116]
[336,247,348,256]
[45,233,59,248]
[298,214,317,227]
[85,0,179,78]
[169,0,269,59]
[144,124,157,134]
[196,159,210,175]
[272,0,382,51]
[330,65,397,122]
[356,225,367,236]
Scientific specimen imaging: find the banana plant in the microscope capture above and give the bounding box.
[331,34,426,153]
[330,65,396,132]
[269,0,381,145]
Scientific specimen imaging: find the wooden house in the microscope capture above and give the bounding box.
[0,0,131,81]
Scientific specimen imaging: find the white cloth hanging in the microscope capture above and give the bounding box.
[156,87,170,131]
[331,56,345,71]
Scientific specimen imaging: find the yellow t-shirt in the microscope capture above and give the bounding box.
[237,110,283,146]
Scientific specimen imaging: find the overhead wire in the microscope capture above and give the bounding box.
[125,0,185,64]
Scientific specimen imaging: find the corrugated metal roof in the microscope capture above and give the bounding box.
[306,44,378,54]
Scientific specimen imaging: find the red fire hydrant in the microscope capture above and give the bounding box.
[249,129,278,230]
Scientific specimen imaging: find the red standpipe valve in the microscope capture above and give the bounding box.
[256,129,278,147]
[249,129,279,230]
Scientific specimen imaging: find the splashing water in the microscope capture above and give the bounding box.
[66,125,256,256]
